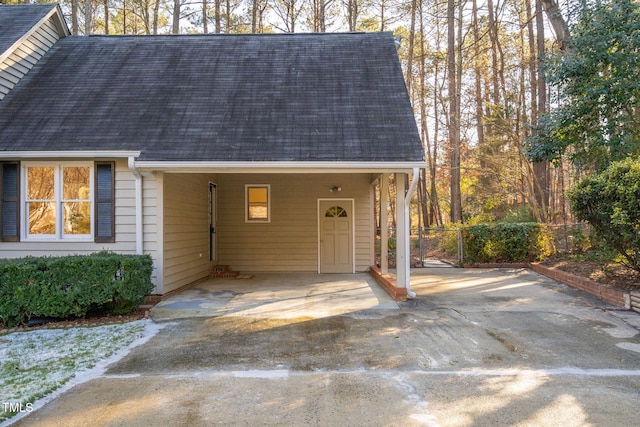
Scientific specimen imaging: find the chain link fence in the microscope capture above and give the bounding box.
[376,223,592,268]
[546,223,592,254]
[376,227,462,268]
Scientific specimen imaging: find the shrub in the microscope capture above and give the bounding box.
[461,222,555,264]
[0,252,153,327]
[567,157,640,271]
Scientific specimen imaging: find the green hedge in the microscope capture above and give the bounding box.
[0,252,154,328]
[461,222,555,264]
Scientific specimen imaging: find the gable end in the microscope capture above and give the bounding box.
[0,5,69,101]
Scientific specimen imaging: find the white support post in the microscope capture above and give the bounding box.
[128,156,144,255]
[381,174,389,275]
[395,173,407,289]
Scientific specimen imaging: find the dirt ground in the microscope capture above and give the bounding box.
[540,257,640,292]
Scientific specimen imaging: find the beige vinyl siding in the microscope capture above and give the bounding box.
[217,173,373,273]
[142,172,162,294]
[0,15,63,100]
[161,173,216,293]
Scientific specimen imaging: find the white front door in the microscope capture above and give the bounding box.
[319,199,354,273]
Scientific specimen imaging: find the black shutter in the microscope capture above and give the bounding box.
[95,162,115,243]
[1,162,20,242]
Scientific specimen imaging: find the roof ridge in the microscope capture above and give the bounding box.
[84,31,391,38]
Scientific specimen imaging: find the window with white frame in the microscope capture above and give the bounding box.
[0,161,115,243]
[245,184,270,223]
[24,162,92,239]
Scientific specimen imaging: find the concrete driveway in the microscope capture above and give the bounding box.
[11,268,640,426]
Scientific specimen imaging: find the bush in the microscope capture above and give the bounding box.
[461,222,555,264]
[567,157,640,271]
[0,252,154,327]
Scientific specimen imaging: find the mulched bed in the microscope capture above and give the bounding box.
[0,308,149,335]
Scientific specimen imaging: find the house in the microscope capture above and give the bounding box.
[0,4,425,298]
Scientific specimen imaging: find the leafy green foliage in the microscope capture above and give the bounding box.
[567,158,640,271]
[461,223,555,264]
[526,0,640,170]
[0,253,153,327]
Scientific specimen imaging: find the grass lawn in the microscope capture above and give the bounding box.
[0,320,152,423]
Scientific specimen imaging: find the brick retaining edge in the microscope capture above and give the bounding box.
[369,267,408,301]
[528,263,630,309]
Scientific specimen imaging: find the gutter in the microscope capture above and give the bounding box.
[128,156,144,255]
[133,160,425,174]
[0,150,141,159]
[403,168,420,298]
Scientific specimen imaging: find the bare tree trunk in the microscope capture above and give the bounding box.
[448,0,462,223]
[225,0,231,32]
[84,0,93,36]
[203,0,209,33]
[405,0,416,94]
[311,0,328,32]
[138,0,152,34]
[103,0,109,34]
[540,0,570,49]
[487,0,500,106]
[417,0,430,227]
[252,0,258,32]
[430,9,444,227]
[153,0,160,34]
[345,0,359,31]
[172,0,181,34]
[471,0,485,168]
[533,0,550,221]
[215,0,221,32]
[72,0,79,34]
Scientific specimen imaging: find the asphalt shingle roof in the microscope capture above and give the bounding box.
[0,4,58,57]
[0,31,423,163]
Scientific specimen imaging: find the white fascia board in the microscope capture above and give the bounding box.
[134,161,426,174]
[0,150,142,159]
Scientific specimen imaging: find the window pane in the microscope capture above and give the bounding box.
[64,202,91,234]
[27,167,54,200]
[248,187,268,203]
[248,205,268,220]
[325,206,347,217]
[63,167,90,200]
[28,202,56,234]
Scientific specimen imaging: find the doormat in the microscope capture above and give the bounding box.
[235,274,254,279]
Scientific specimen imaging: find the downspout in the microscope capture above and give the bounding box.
[404,168,420,298]
[128,156,144,255]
